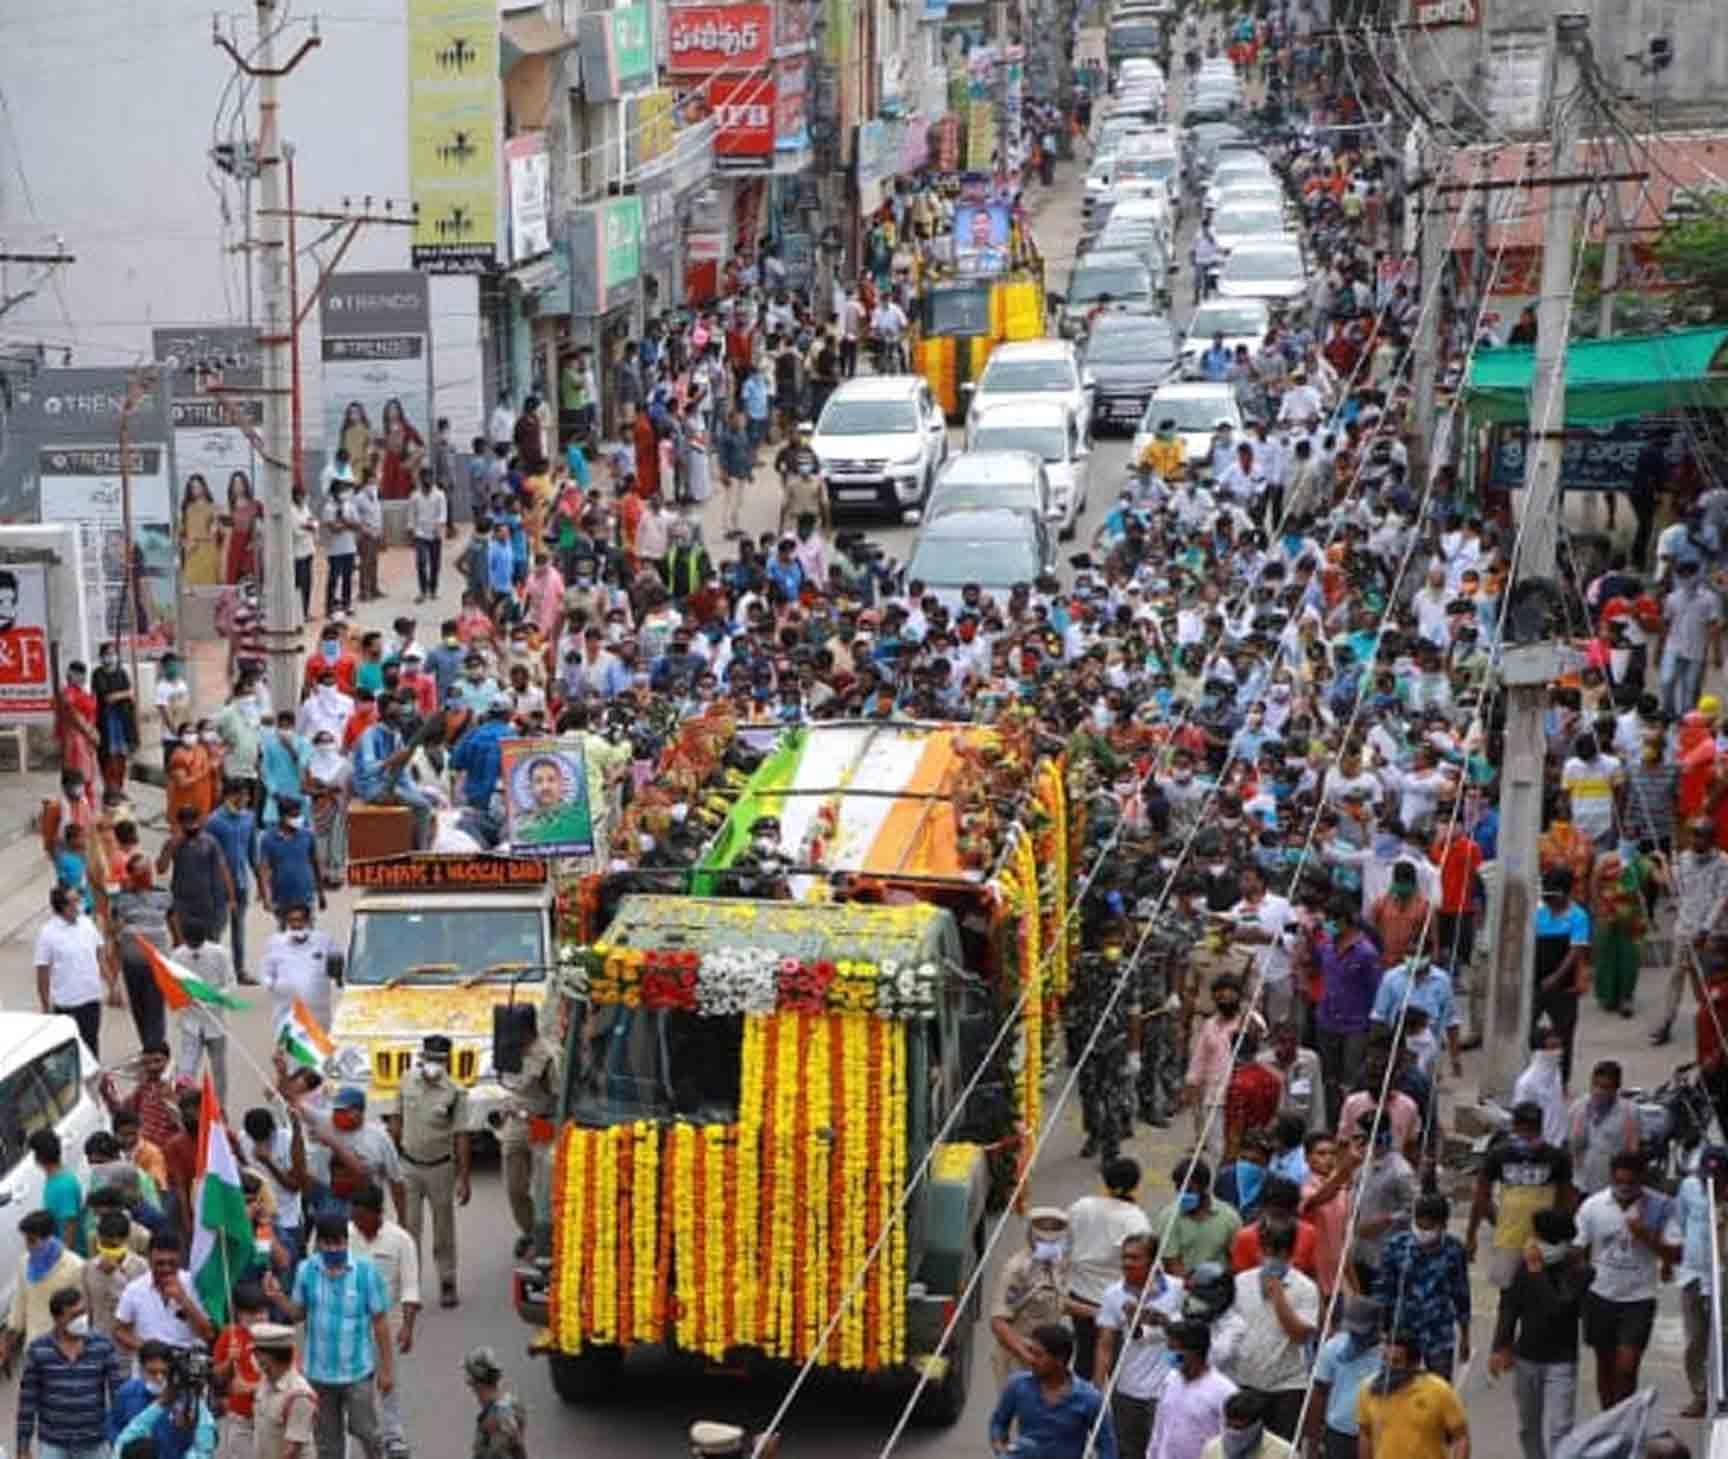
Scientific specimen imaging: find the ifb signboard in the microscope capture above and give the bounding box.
[319,271,434,482]
[151,325,264,595]
[7,368,179,656]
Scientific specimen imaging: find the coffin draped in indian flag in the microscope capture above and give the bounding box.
[695,722,1013,895]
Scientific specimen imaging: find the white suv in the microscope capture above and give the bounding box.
[963,340,1094,447]
[810,376,950,519]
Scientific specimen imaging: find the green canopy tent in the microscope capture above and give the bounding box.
[1461,326,1728,425]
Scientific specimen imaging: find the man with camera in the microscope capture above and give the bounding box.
[110,1338,219,1459]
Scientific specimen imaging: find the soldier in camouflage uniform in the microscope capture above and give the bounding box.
[1068,918,1137,1161]
[1135,876,1205,1127]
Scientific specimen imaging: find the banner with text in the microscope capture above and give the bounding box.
[669,4,773,73]
[318,273,434,487]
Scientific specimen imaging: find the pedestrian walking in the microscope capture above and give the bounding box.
[1310,1297,1384,1459]
[1066,1158,1152,1378]
[388,1035,471,1309]
[464,1347,527,1459]
[1094,1233,1184,1459]
[409,473,449,603]
[355,473,385,602]
[1354,1330,1469,1459]
[498,1005,559,1254]
[155,802,238,950]
[1148,1320,1236,1459]
[259,798,326,929]
[1572,1151,1677,1411]
[108,854,174,1047]
[251,1321,319,1459]
[322,482,360,615]
[33,884,117,1058]
[1489,1208,1588,1459]
[168,920,234,1100]
[349,1184,420,1459]
[988,1323,1118,1459]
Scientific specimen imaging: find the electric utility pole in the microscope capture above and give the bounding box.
[1482,11,1590,1100]
[214,0,320,717]
[1410,125,1444,487]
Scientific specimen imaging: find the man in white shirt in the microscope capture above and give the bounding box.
[33,884,115,1058]
[1225,864,1298,1028]
[408,476,449,605]
[114,1231,216,1359]
[1094,1233,1185,1459]
[1412,564,1453,648]
[487,392,515,452]
[321,483,360,616]
[1216,441,1266,516]
[1211,1222,1319,1439]
[350,1182,419,1458]
[1065,1157,1152,1378]
[1560,732,1622,845]
[1574,1152,1679,1409]
[297,675,354,742]
[353,476,385,602]
[260,904,339,1033]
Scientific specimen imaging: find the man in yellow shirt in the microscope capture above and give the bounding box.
[1356,1330,1470,1459]
[1135,418,1186,482]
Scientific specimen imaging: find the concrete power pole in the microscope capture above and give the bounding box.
[1482,12,1589,1100]
[1411,129,1444,487]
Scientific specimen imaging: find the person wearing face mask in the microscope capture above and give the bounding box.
[1310,1296,1384,1459]
[82,1208,149,1338]
[1372,1193,1471,1382]
[287,1084,405,1230]
[1209,1221,1316,1439]
[1348,1111,1416,1291]
[1148,1319,1236,1459]
[386,1035,470,1311]
[1182,976,1264,1168]
[988,1207,1076,1389]
[1530,868,1592,1085]
[1563,1059,1642,1197]
[260,903,339,1044]
[1064,1158,1151,1378]
[1069,919,1139,1163]
[1354,1330,1468,1459]
[1094,1232,1185,1459]
[1489,1207,1590,1459]
[1197,1389,1291,1459]
[259,797,326,932]
[1572,1151,1678,1410]
[165,918,235,1102]
[1155,1157,1242,1279]
[12,1290,133,1459]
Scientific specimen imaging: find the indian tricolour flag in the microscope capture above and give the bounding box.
[280,997,335,1073]
[133,936,251,1013]
[190,1071,254,1325]
[699,725,971,897]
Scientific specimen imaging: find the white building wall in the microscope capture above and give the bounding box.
[0,0,484,446]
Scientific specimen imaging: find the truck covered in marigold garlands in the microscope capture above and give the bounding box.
[513,720,1075,1423]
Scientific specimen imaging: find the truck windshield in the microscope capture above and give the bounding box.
[348,907,547,984]
[567,1007,743,1126]
[924,287,993,336]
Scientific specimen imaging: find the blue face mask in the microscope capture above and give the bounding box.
[1235,1160,1266,1209]
[1166,1350,1186,1369]
[1178,1192,1201,1215]
[320,1249,348,1273]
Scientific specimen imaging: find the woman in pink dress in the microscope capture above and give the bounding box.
[222,470,261,583]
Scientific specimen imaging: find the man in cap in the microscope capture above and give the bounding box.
[989,1206,1075,1388]
[464,1348,526,1459]
[252,1321,317,1459]
[386,1034,469,1310]
[288,1083,405,1225]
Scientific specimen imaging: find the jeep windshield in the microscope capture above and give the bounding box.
[819,399,919,434]
[567,1007,744,1127]
[347,907,547,984]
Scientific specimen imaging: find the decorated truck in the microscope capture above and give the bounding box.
[514,720,1073,1423]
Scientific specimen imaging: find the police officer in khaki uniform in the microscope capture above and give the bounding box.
[389,1033,471,1308]
[497,1004,560,1254]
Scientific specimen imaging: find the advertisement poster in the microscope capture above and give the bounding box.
[506,134,551,263]
[502,737,594,857]
[319,272,434,487]
[408,0,500,272]
[668,4,773,72]
[39,445,176,653]
[710,74,776,160]
[0,563,55,721]
[774,59,808,150]
[775,0,812,54]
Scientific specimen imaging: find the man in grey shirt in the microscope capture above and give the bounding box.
[1349,1113,1415,1287]
[1658,559,1721,718]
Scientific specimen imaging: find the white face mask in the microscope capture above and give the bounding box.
[1032,1239,1066,1263]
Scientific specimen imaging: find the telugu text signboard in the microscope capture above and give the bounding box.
[668,4,773,73]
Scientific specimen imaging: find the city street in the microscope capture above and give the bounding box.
[0,51,1708,1459]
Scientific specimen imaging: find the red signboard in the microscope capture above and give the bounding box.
[709,73,776,158]
[668,4,773,74]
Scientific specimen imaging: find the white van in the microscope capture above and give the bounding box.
[0,1014,106,1315]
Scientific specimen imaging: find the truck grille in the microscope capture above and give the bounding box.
[826,458,887,474]
[372,1044,481,1087]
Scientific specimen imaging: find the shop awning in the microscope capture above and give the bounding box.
[1462,326,1728,425]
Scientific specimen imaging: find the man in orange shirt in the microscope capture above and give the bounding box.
[1432,822,1484,972]
[1230,1176,1322,1280]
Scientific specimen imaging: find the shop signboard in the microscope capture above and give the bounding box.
[150,325,264,598]
[10,368,179,655]
[319,272,434,488]
[1412,0,1478,24]
[578,5,656,102]
[710,74,776,161]
[408,0,499,272]
[0,562,54,721]
[626,88,678,171]
[506,134,552,262]
[775,0,813,55]
[570,196,645,314]
[668,4,773,73]
[1487,421,1682,493]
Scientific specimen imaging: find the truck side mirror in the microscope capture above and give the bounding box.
[326,952,346,984]
[494,1002,538,1075]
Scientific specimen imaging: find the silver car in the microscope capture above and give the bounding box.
[964,339,1093,442]
[1215,238,1309,310]
[906,507,1054,613]
[963,402,1093,537]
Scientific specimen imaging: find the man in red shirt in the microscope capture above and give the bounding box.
[1432,820,1485,972]
[1223,1032,1285,1159]
[1229,1176,1321,1279]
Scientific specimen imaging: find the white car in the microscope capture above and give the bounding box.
[964,339,1093,445]
[1181,296,1272,375]
[0,1014,106,1318]
[1209,200,1291,256]
[907,508,1055,613]
[1132,381,1244,469]
[811,375,949,518]
[1205,155,1278,211]
[1216,238,1310,309]
[964,401,1093,537]
[1211,180,1293,227]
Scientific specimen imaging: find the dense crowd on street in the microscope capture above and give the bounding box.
[16,2,1728,1459]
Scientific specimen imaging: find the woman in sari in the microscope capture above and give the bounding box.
[55,659,101,797]
[165,722,213,826]
[222,471,262,583]
[180,475,221,586]
[340,401,372,469]
[302,729,350,887]
[378,397,425,500]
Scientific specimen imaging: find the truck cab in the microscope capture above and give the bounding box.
[330,855,557,1131]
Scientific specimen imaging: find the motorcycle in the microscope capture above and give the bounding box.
[1630,1062,1726,1187]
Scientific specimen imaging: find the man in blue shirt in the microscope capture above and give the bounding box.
[264,1213,393,1459]
[1200,332,1232,383]
[1312,1296,1383,1459]
[765,539,804,602]
[260,796,326,924]
[18,1286,126,1458]
[423,619,466,702]
[203,780,260,982]
[988,1322,1117,1459]
[450,702,514,838]
[352,699,434,848]
[485,523,515,606]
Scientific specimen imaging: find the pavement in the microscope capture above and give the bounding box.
[0,50,1714,1459]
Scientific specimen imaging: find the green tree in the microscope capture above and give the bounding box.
[1653,189,1728,319]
